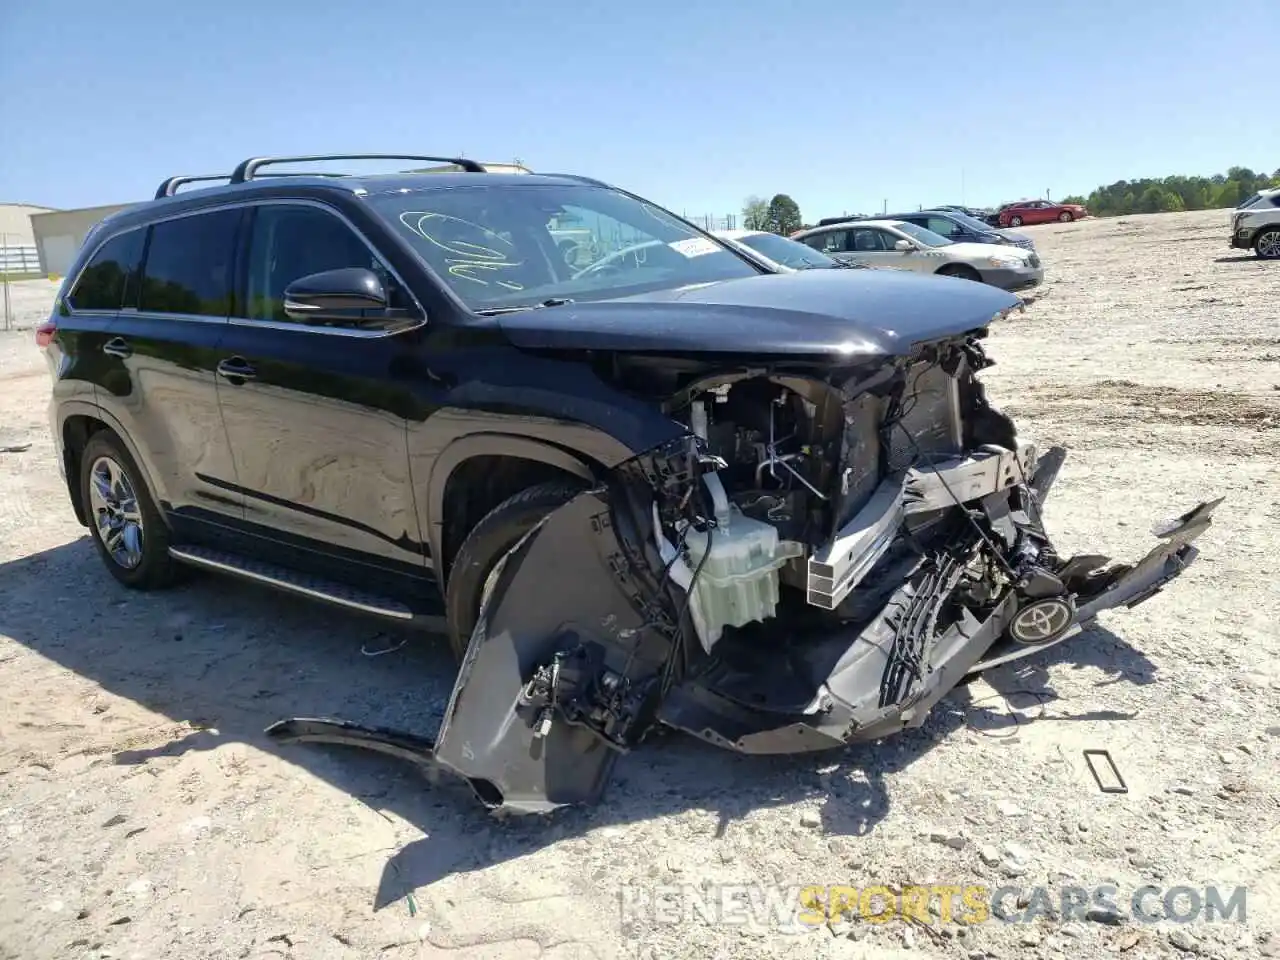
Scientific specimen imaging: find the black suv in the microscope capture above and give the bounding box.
[39,153,1219,814]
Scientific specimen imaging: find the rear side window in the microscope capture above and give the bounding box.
[138,210,240,317]
[67,229,144,312]
[805,230,850,253]
[925,217,961,238]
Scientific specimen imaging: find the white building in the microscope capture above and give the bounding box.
[0,202,56,277]
[29,203,136,277]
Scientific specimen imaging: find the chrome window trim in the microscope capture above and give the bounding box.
[61,197,428,338]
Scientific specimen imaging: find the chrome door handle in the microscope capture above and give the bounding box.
[216,358,256,381]
[102,337,132,358]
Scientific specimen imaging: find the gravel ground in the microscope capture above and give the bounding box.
[1,208,1277,960]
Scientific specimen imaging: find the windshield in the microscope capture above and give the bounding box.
[1236,193,1263,210]
[936,210,999,234]
[736,232,839,269]
[366,183,761,310]
[892,221,953,247]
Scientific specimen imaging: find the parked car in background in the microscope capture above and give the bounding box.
[932,205,992,220]
[792,218,1043,292]
[997,200,1087,227]
[1229,187,1280,260]
[713,229,869,271]
[884,210,1037,252]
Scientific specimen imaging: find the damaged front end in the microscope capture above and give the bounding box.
[421,333,1222,813]
[271,332,1222,815]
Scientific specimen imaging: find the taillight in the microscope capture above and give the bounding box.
[35,319,56,349]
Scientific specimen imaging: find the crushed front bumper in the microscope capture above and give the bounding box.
[659,492,1221,754]
[267,442,1222,815]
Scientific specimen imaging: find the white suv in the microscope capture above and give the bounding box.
[1230,188,1280,260]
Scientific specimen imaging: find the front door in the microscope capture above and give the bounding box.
[848,226,927,272]
[212,200,435,602]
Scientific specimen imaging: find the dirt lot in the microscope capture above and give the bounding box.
[1,208,1277,960]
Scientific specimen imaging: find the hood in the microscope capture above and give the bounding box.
[495,268,1020,361]
[944,241,1033,261]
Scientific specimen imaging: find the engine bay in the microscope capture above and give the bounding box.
[658,338,1042,655]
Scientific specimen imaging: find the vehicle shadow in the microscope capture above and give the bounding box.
[0,537,1155,909]
[1212,255,1259,263]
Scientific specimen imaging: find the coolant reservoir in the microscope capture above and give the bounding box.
[683,475,804,648]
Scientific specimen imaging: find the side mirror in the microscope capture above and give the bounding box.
[283,267,389,323]
[893,239,914,252]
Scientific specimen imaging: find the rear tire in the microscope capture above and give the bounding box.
[1058,211,1073,222]
[79,431,179,590]
[1254,228,1280,260]
[444,480,585,661]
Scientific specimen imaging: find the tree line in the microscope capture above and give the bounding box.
[742,194,803,235]
[1061,165,1280,216]
[742,164,1278,233]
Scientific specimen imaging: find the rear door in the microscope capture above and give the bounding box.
[55,228,146,409]
[97,208,244,535]
[212,200,435,601]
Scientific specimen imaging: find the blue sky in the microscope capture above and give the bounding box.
[2,0,1276,221]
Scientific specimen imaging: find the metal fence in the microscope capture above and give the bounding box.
[0,236,41,278]
[681,213,738,232]
[2,232,51,331]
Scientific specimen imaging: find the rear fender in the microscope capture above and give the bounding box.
[432,451,686,813]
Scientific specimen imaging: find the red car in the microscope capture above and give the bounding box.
[997,200,1088,227]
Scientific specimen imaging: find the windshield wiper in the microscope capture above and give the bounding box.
[475,297,575,316]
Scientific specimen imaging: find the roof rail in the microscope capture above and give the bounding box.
[229,153,486,183]
[536,173,610,187]
[154,170,357,200]
[154,174,234,199]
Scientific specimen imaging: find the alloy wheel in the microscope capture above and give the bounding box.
[88,455,145,569]
[1257,230,1280,260]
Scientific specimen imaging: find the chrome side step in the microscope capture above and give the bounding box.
[168,545,415,620]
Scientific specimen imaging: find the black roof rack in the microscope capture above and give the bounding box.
[229,153,486,184]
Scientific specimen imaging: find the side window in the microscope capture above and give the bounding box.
[808,230,850,254]
[850,228,892,252]
[926,217,960,238]
[243,205,392,323]
[1271,195,1280,208]
[67,229,145,312]
[138,210,239,317]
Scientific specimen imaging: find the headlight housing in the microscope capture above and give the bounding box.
[986,255,1026,268]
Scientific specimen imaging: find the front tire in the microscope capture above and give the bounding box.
[1058,211,1073,222]
[444,480,585,661]
[937,263,981,282]
[79,431,178,590]
[1255,228,1280,260]
[1009,215,1024,227]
